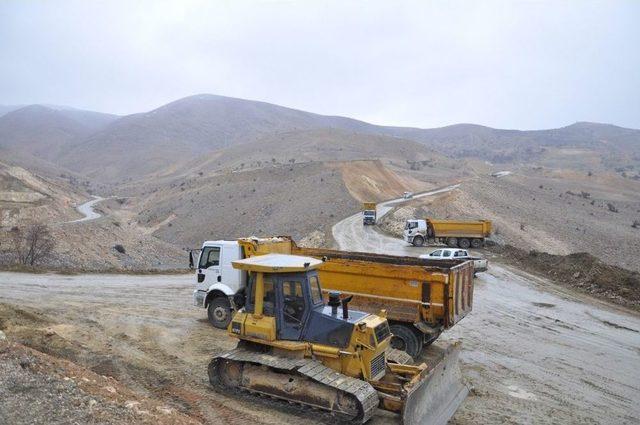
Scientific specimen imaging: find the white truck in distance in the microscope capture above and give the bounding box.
[420,248,488,274]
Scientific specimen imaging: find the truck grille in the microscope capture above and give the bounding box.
[370,352,386,380]
[374,322,391,343]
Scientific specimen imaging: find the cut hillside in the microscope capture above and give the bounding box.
[0,161,86,227]
[335,160,433,202]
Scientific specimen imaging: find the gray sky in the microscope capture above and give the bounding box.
[1,0,639,129]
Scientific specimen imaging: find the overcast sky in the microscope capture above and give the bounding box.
[1,0,638,129]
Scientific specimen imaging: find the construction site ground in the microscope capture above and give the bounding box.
[1,260,638,424]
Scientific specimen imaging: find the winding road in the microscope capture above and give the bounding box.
[66,195,105,223]
[331,188,640,424]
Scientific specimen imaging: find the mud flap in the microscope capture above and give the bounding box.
[402,342,469,425]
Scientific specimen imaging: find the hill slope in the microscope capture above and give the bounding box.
[0,105,118,162]
[58,94,379,181]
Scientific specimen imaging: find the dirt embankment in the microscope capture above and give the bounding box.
[0,304,198,425]
[491,245,640,311]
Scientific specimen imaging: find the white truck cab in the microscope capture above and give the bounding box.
[404,219,427,245]
[193,240,246,329]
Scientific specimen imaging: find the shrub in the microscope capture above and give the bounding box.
[114,244,126,254]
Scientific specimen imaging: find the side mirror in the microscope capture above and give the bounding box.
[188,251,194,269]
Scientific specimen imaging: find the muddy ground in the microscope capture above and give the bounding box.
[332,202,640,425]
[1,266,639,425]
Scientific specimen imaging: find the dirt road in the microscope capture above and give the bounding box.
[66,195,105,223]
[332,203,640,424]
[332,185,460,253]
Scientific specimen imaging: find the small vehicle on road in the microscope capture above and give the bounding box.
[403,191,414,199]
[420,248,488,274]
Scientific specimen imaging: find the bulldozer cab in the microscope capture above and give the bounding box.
[232,254,371,348]
[243,270,324,340]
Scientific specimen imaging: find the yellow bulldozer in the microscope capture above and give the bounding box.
[209,253,468,424]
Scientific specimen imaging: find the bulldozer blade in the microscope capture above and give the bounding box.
[402,341,469,425]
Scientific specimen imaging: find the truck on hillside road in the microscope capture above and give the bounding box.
[363,202,377,225]
[404,218,492,249]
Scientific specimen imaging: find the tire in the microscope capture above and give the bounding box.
[458,238,470,249]
[412,235,424,247]
[389,324,423,358]
[470,238,482,249]
[447,237,458,248]
[208,296,232,329]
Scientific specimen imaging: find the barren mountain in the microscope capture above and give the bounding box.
[0,105,118,162]
[0,105,22,118]
[384,122,640,165]
[58,94,378,182]
[4,94,635,183]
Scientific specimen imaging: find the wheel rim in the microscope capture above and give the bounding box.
[213,306,228,322]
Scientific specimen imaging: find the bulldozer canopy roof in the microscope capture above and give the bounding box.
[232,253,323,273]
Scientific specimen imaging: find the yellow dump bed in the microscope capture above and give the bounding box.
[363,202,376,211]
[239,236,474,336]
[428,219,492,239]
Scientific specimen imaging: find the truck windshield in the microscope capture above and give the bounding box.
[199,246,220,269]
[364,211,375,216]
[405,221,418,229]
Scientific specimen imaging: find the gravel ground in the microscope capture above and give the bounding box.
[0,340,197,425]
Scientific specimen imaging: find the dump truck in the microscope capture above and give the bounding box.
[404,218,492,248]
[192,236,475,358]
[208,253,469,425]
[362,202,377,225]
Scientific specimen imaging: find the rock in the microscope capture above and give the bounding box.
[156,406,173,415]
[125,401,140,410]
[573,272,580,278]
[103,385,117,394]
[0,330,6,341]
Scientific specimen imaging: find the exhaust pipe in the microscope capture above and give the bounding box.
[341,295,353,319]
[328,291,341,316]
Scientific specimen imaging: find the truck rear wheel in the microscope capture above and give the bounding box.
[470,238,482,249]
[389,324,423,358]
[458,238,470,249]
[446,237,458,247]
[412,236,424,247]
[208,297,232,329]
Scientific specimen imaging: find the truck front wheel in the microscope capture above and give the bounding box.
[389,324,423,358]
[412,236,424,247]
[208,297,232,329]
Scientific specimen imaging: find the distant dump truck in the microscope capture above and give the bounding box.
[362,202,377,225]
[404,219,492,249]
[192,236,474,358]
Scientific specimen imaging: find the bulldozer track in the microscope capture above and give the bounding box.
[209,347,379,424]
